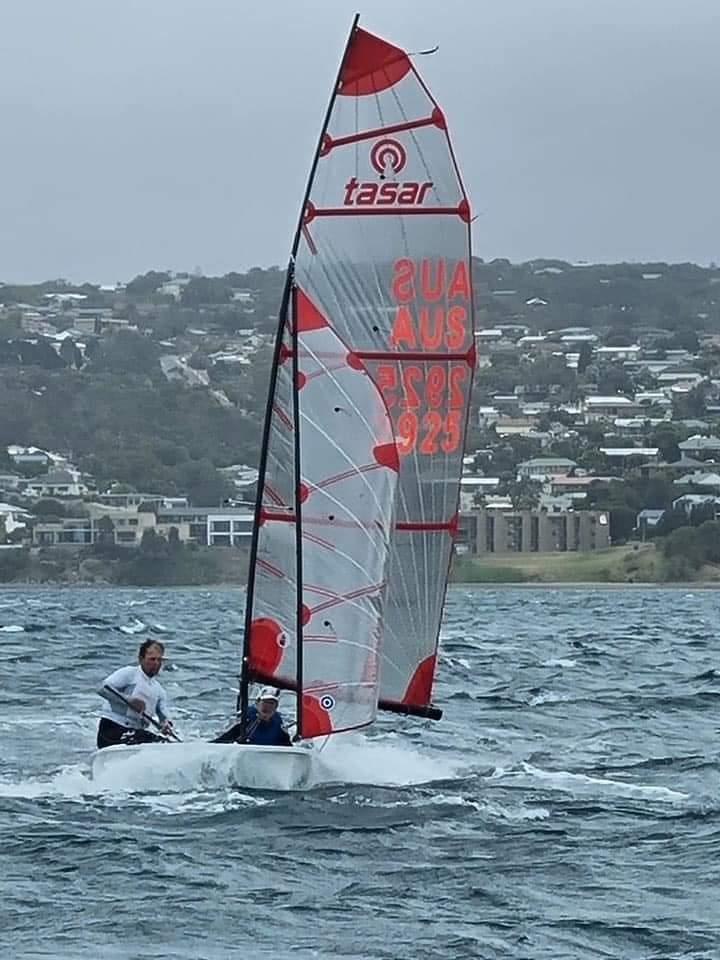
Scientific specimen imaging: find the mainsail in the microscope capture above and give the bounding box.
[241,19,474,737]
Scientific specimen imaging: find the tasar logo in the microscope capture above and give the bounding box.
[371,139,407,177]
[343,137,433,208]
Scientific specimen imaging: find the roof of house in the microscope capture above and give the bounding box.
[28,469,80,485]
[637,509,665,521]
[585,396,635,407]
[519,457,577,467]
[600,447,659,457]
[675,472,720,486]
[550,476,595,487]
[679,435,720,450]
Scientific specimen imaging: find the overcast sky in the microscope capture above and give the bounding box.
[1,0,718,283]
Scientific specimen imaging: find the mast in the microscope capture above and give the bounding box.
[289,281,304,738]
[237,14,360,739]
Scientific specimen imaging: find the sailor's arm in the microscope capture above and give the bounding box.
[155,689,168,723]
[98,666,145,713]
[155,689,173,733]
[279,719,295,746]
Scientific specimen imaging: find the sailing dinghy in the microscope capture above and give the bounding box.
[91,17,473,790]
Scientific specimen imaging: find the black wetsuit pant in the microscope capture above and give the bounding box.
[96,717,163,750]
[211,722,243,744]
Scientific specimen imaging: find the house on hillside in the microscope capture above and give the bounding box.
[600,447,660,468]
[596,345,641,362]
[672,494,720,516]
[0,473,21,491]
[157,278,191,300]
[217,465,258,497]
[674,471,720,492]
[636,509,665,538]
[583,396,638,422]
[21,468,88,498]
[517,457,577,481]
[155,506,254,546]
[0,502,32,537]
[7,445,54,470]
[159,355,210,387]
[458,476,500,511]
[678,435,720,460]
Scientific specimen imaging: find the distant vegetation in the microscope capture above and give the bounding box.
[4,258,720,582]
[2,258,720,500]
[0,535,248,586]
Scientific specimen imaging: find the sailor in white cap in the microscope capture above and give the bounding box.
[212,686,291,746]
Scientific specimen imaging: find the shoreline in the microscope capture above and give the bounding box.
[1,579,719,590]
[0,543,715,589]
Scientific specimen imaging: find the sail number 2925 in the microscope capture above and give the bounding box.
[376,363,467,456]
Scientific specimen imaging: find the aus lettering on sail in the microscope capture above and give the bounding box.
[375,257,474,458]
[389,258,472,351]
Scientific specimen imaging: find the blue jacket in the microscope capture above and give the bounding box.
[245,705,291,747]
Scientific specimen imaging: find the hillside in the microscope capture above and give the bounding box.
[0,260,720,542]
[1,257,720,505]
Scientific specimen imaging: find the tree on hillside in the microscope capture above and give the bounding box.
[609,505,636,544]
[181,277,231,307]
[140,528,170,557]
[18,340,65,370]
[506,479,541,510]
[92,330,161,377]
[95,515,115,546]
[59,337,83,369]
[125,271,171,297]
[596,363,634,396]
[604,330,635,347]
[661,525,705,568]
[188,350,210,370]
[577,341,593,374]
[178,459,234,506]
[650,423,684,462]
[673,382,709,420]
[32,498,66,518]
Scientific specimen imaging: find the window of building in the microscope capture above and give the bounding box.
[530,516,539,552]
[485,514,495,552]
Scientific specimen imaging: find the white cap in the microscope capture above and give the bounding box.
[257,686,280,702]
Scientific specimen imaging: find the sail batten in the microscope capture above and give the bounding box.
[306,207,469,219]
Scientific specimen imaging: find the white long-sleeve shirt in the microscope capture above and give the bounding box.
[100,665,170,731]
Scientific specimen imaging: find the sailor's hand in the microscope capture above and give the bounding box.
[160,720,174,734]
[128,697,145,713]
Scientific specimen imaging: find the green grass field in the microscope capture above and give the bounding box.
[449,544,720,584]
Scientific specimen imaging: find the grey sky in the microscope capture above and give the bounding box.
[1,0,718,283]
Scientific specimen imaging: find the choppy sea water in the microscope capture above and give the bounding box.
[0,585,718,960]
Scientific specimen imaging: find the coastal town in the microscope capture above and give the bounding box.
[2,258,720,582]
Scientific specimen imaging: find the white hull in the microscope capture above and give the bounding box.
[90,740,313,791]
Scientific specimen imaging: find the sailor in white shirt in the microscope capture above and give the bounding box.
[96,639,175,749]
